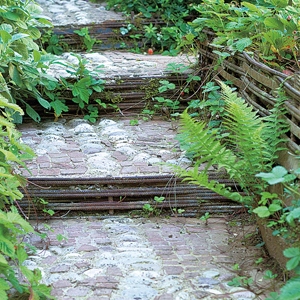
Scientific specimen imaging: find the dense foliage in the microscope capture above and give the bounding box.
[0,90,53,299]
[0,0,107,124]
[0,1,56,298]
[190,0,300,68]
[173,83,300,299]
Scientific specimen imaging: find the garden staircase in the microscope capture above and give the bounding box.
[18,0,243,218]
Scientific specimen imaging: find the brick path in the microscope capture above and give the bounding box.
[24,216,260,300]
[14,2,263,299]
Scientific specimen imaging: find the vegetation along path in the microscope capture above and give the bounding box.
[1,0,297,299]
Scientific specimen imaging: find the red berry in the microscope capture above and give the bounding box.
[293,31,297,34]
[14,246,17,250]
[181,92,184,96]
[287,16,292,21]
[148,49,153,55]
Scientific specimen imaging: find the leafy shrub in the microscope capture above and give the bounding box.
[190,0,300,66]
[0,94,53,298]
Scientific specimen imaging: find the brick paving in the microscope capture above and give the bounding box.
[17,117,202,178]
[24,216,261,300]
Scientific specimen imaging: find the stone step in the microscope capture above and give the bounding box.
[36,0,125,26]
[36,0,157,50]
[46,51,196,79]
[17,117,192,178]
[23,51,197,119]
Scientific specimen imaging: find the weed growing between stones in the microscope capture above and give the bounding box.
[40,29,68,55]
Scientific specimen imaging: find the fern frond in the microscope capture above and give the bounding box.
[178,110,236,167]
[173,82,288,205]
[220,82,272,175]
[170,162,244,203]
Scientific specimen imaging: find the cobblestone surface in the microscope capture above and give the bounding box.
[47,51,196,79]
[17,117,207,177]
[35,0,125,26]
[23,216,260,300]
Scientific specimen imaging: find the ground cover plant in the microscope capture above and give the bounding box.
[190,0,300,70]
[106,0,202,54]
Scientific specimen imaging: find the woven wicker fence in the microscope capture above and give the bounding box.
[198,32,300,171]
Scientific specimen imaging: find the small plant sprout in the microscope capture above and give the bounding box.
[255,257,263,264]
[143,203,154,213]
[130,119,139,126]
[154,196,165,203]
[173,208,185,215]
[232,264,241,271]
[199,212,210,225]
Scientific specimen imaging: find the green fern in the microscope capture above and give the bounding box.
[173,82,287,204]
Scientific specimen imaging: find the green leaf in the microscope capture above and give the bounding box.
[11,33,29,42]
[0,94,24,115]
[253,206,271,218]
[36,94,51,110]
[27,4,43,15]
[213,50,231,58]
[15,20,28,29]
[20,265,33,282]
[93,85,104,92]
[25,103,41,123]
[264,17,284,31]
[279,278,300,300]
[7,273,23,293]
[0,23,12,33]
[7,209,34,233]
[37,18,53,27]
[72,77,91,102]
[22,37,39,51]
[49,34,59,44]
[33,50,41,62]
[241,2,259,11]
[272,230,280,236]
[270,0,288,7]
[17,247,27,264]
[0,278,10,290]
[0,11,20,21]
[283,247,300,258]
[0,30,11,44]
[50,100,69,116]
[0,253,8,265]
[286,256,300,270]
[27,26,41,40]
[289,207,300,220]
[0,240,15,257]
[269,203,281,212]
[9,63,22,87]
[233,38,252,52]
[256,166,288,185]
[13,42,28,59]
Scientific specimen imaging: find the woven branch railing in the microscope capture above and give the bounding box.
[198,36,300,171]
